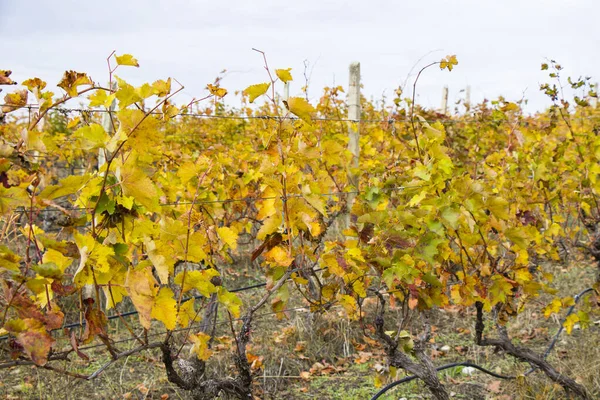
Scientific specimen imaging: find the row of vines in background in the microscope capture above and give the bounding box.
[0,53,599,399]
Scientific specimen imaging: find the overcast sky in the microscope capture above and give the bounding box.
[1,0,599,114]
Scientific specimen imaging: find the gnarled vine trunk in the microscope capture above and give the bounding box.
[475,302,591,400]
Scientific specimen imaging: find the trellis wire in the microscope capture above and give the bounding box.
[11,184,424,214]
[6,104,591,125]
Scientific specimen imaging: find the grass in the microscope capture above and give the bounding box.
[0,259,598,399]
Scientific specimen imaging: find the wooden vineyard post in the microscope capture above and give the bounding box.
[345,62,361,229]
[441,85,449,115]
[283,81,289,102]
[465,85,471,110]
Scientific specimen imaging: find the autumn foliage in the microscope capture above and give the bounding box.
[0,52,598,399]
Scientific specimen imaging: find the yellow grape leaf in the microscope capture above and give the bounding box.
[177,161,203,184]
[72,124,109,150]
[162,104,179,119]
[576,310,590,329]
[275,68,293,83]
[217,226,239,250]
[486,196,509,220]
[352,280,367,298]
[151,287,177,330]
[22,78,46,93]
[104,281,127,310]
[184,232,210,263]
[264,246,294,267]
[505,227,531,249]
[489,275,513,306]
[67,116,81,129]
[321,253,345,277]
[243,82,271,103]
[2,89,28,113]
[174,269,219,296]
[143,238,171,284]
[256,190,277,220]
[114,76,142,108]
[152,78,171,97]
[207,83,227,98]
[440,55,458,71]
[118,163,160,212]
[57,71,92,97]
[73,232,114,279]
[563,314,579,334]
[257,213,282,241]
[338,294,359,320]
[25,130,46,152]
[514,267,533,283]
[42,249,72,273]
[136,83,154,99]
[0,70,17,85]
[6,319,55,366]
[126,262,159,329]
[543,298,562,318]
[440,206,460,230]
[218,288,242,318]
[189,332,213,360]
[0,186,29,216]
[118,195,135,210]
[177,299,196,328]
[407,191,427,207]
[561,296,575,307]
[286,97,315,124]
[302,192,327,216]
[39,174,91,200]
[0,245,21,272]
[115,53,140,67]
[89,89,116,108]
